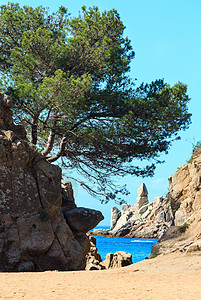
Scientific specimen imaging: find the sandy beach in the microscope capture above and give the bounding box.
[0,252,200,300]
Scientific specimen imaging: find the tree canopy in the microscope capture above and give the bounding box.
[0,3,191,203]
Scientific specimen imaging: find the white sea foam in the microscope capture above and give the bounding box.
[131,240,155,243]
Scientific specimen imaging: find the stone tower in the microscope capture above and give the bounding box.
[137,183,149,213]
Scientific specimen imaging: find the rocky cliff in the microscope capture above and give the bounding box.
[151,150,201,256]
[92,149,201,260]
[106,183,173,239]
[0,93,103,272]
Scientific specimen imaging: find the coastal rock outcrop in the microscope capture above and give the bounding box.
[0,93,103,272]
[85,235,104,270]
[151,150,201,257]
[85,236,133,270]
[110,207,121,230]
[137,183,149,213]
[101,251,132,269]
[108,184,173,238]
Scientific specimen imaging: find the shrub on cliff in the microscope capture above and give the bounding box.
[188,141,201,163]
[0,3,191,203]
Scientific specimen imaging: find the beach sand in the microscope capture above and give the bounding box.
[0,252,200,300]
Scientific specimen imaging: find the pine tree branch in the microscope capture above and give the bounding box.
[46,137,67,162]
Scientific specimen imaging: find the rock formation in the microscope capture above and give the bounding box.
[85,235,104,270]
[151,151,201,257]
[0,93,103,272]
[101,251,132,269]
[91,149,201,260]
[110,207,121,230]
[85,236,133,270]
[105,183,173,238]
[63,207,104,237]
[137,183,149,213]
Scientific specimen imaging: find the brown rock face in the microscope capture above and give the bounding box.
[0,93,103,272]
[61,181,76,210]
[85,235,104,271]
[151,152,201,257]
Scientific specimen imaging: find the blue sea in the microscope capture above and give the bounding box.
[94,227,158,263]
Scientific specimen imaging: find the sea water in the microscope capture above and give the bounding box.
[94,227,158,263]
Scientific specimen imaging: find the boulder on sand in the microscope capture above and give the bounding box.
[101,251,133,269]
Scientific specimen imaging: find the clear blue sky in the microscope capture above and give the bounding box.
[1,0,201,225]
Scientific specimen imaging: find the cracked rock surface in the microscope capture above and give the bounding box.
[0,93,103,272]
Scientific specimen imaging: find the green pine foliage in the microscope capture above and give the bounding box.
[0,4,191,203]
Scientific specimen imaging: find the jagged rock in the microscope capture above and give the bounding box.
[86,246,133,270]
[186,242,201,253]
[137,183,148,197]
[175,210,187,226]
[63,207,104,236]
[0,93,103,272]
[111,207,121,230]
[86,263,103,271]
[137,183,149,213]
[92,228,110,235]
[61,180,76,210]
[154,196,164,206]
[110,204,136,236]
[101,251,132,269]
[150,226,186,257]
[112,221,133,237]
[108,184,173,239]
[85,235,105,271]
[86,236,102,262]
[101,253,113,269]
[121,204,132,214]
[150,151,201,256]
